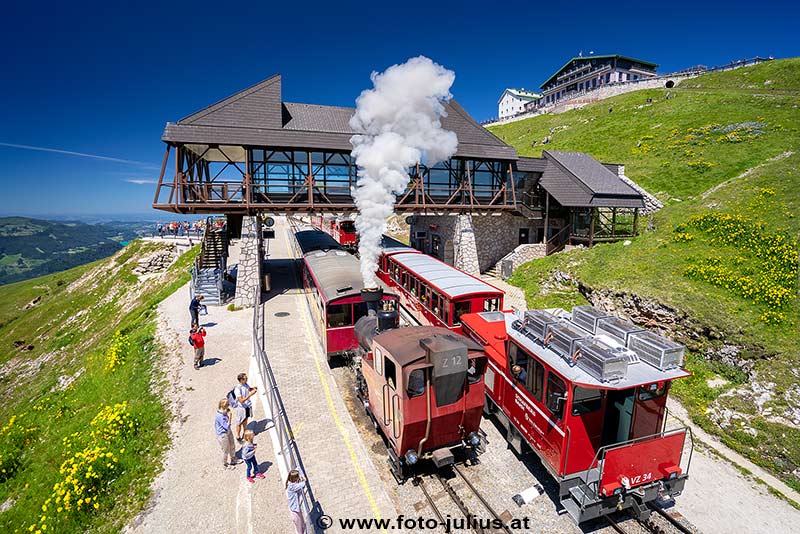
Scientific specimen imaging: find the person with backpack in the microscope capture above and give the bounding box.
[214,399,239,469]
[189,324,206,369]
[234,373,257,442]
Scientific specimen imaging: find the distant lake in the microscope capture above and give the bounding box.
[120,241,130,246]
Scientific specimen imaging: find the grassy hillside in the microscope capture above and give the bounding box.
[0,240,196,532]
[0,217,155,285]
[490,58,800,493]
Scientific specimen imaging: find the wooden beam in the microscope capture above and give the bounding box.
[153,145,171,206]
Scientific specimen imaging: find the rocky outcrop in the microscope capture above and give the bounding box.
[132,248,178,275]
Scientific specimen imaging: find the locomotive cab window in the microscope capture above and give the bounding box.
[467,358,486,385]
[638,382,667,401]
[572,387,603,416]
[507,341,529,386]
[407,369,426,397]
[326,304,352,328]
[546,373,567,420]
[384,357,398,389]
[374,348,383,375]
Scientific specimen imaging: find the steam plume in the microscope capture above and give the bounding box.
[350,56,458,287]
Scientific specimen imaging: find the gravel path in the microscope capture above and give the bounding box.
[125,278,292,534]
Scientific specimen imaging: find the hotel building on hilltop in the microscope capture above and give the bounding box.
[497,88,542,119]
[537,54,658,107]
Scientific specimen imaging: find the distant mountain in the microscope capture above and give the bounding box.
[0,217,156,285]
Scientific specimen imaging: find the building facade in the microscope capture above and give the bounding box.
[497,88,541,119]
[536,55,658,108]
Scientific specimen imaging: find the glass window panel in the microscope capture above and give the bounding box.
[572,386,603,415]
[407,369,425,397]
[311,152,325,164]
[268,151,290,162]
[251,149,265,162]
[293,151,308,163]
[326,303,352,328]
[547,373,567,420]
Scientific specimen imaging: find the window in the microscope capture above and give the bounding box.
[546,373,567,420]
[483,298,500,312]
[326,304,351,328]
[407,369,425,397]
[507,341,528,386]
[375,348,383,375]
[638,382,668,401]
[384,357,397,389]
[572,387,602,416]
[529,360,544,401]
[467,358,486,385]
[353,301,369,323]
[453,301,472,325]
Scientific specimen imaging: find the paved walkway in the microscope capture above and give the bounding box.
[127,247,292,533]
[480,273,527,311]
[261,219,396,530]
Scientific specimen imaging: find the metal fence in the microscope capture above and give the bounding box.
[250,217,321,531]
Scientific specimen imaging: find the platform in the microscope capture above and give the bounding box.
[259,218,397,528]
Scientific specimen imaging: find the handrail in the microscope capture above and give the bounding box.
[546,224,572,255]
[250,217,320,531]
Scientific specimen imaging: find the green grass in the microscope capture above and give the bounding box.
[497,58,800,492]
[0,240,198,532]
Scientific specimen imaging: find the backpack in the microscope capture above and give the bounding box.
[227,388,239,408]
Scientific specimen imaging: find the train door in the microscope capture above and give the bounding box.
[602,388,636,445]
[630,382,669,438]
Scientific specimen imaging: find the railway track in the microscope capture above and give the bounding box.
[413,465,512,534]
[603,502,695,534]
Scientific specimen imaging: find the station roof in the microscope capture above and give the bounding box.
[390,252,502,299]
[162,74,518,161]
[539,150,644,208]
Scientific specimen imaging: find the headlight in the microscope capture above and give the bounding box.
[467,432,481,447]
[614,487,623,495]
[404,450,418,465]
[669,471,678,480]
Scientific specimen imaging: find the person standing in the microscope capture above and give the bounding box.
[189,324,206,369]
[214,399,238,469]
[241,430,265,483]
[286,469,307,534]
[235,373,257,441]
[189,295,204,327]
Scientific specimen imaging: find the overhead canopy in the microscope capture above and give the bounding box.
[163,74,518,161]
[539,150,644,208]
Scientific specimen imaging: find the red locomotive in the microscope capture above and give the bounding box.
[310,214,358,249]
[376,239,504,333]
[460,306,693,524]
[355,288,488,482]
[293,227,398,359]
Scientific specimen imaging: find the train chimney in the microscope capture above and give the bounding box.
[360,287,383,316]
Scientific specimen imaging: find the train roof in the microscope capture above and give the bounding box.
[380,235,417,256]
[389,252,503,298]
[294,227,341,255]
[464,310,690,389]
[375,326,484,367]
[304,249,392,302]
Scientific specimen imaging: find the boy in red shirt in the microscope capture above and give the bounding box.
[189,324,207,369]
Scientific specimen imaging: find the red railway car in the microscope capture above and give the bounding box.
[295,228,398,359]
[310,214,357,249]
[377,245,504,333]
[461,306,693,524]
[354,290,488,482]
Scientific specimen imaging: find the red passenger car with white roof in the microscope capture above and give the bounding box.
[376,240,504,332]
[310,214,357,249]
[460,305,693,524]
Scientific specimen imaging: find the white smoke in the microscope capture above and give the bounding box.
[350,56,458,287]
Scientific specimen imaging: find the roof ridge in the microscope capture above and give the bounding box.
[178,74,282,124]
[446,100,516,151]
[284,101,355,112]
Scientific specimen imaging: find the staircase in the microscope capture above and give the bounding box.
[191,222,228,305]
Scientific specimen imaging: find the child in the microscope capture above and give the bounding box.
[286,469,306,533]
[241,430,264,483]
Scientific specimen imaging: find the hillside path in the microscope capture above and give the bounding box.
[126,262,293,532]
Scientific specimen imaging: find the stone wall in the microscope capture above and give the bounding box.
[410,212,561,274]
[492,243,548,275]
[234,216,261,309]
[132,247,178,275]
[604,164,664,215]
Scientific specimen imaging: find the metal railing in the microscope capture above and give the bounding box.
[546,224,572,255]
[250,218,321,531]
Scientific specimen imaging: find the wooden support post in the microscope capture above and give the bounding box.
[508,163,517,205]
[611,208,616,237]
[633,208,639,235]
[589,209,595,247]
[543,192,550,244]
[153,145,171,205]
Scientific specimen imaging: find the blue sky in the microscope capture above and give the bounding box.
[0,0,797,219]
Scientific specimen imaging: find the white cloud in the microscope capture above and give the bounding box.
[123,179,158,185]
